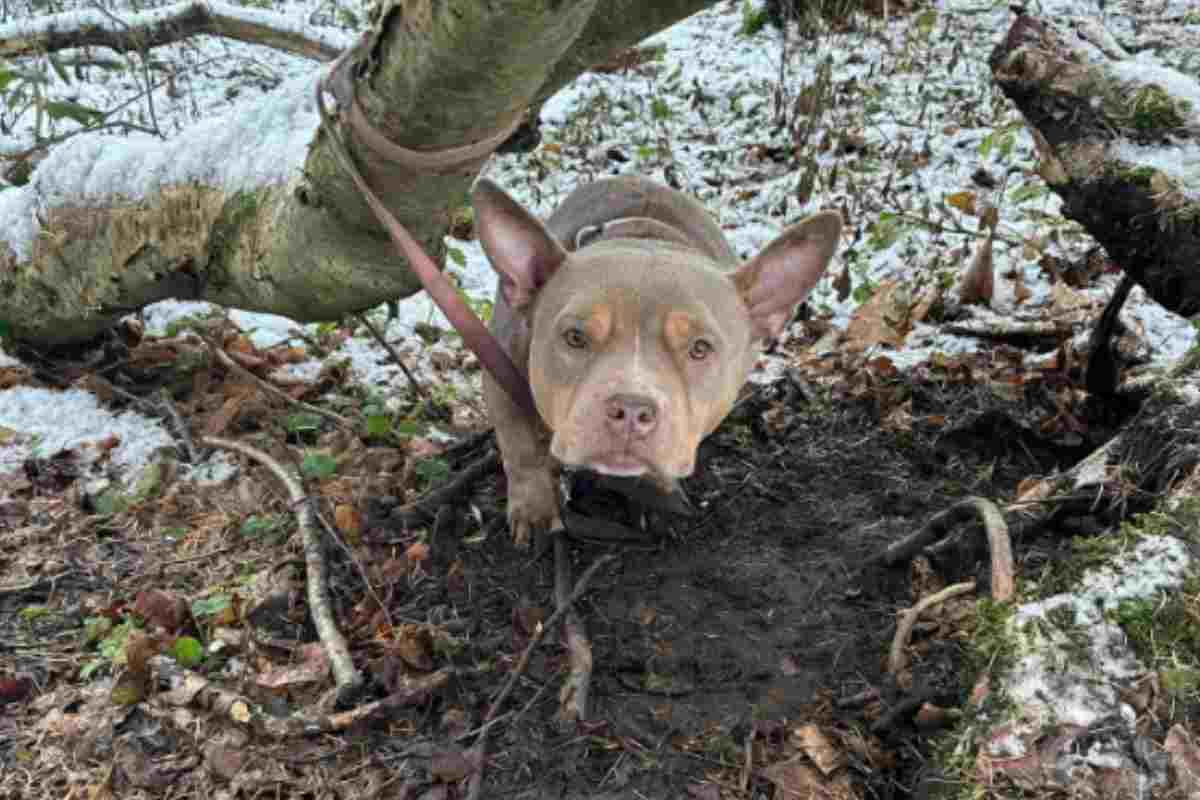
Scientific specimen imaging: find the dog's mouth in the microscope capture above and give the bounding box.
[587,452,649,477]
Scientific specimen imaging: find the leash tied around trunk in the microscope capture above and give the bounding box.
[314,45,538,419]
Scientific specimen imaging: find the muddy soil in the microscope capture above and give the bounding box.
[0,359,1119,799]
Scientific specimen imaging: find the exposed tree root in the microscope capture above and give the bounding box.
[887,581,977,677]
[872,496,1014,601]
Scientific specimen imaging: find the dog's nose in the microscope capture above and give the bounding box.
[605,394,659,440]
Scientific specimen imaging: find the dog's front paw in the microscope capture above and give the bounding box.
[505,466,561,548]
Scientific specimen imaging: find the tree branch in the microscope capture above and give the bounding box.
[0,0,346,61]
[990,13,1200,318]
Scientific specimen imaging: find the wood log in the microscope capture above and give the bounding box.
[990,14,1200,318]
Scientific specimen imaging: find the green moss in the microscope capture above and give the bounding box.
[1125,84,1189,134]
[1111,573,1200,691]
[207,190,262,287]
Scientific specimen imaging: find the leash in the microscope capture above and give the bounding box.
[314,44,538,419]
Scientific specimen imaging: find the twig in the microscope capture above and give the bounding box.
[208,340,353,429]
[315,509,394,634]
[894,211,1025,248]
[870,497,1015,601]
[202,436,364,701]
[158,547,237,567]
[888,581,977,676]
[465,548,616,800]
[159,388,198,463]
[149,655,447,736]
[0,571,72,597]
[354,312,430,402]
[555,532,597,725]
[384,450,500,532]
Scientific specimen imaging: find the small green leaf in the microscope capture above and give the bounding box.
[191,595,232,618]
[43,99,103,125]
[446,247,466,267]
[414,457,449,485]
[364,413,392,438]
[284,411,323,434]
[172,636,203,667]
[393,420,423,437]
[301,451,338,479]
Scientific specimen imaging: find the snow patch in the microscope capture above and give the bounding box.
[1,68,322,262]
[0,386,174,476]
[1002,535,1193,727]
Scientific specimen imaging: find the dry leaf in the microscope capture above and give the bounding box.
[334,504,363,541]
[845,280,908,349]
[1165,725,1200,796]
[944,191,977,216]
[958,232,994,306]
[791,724,846,776]
[1012,267,1032,305]
[256,643,331,689]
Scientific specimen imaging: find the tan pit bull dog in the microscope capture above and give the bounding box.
[473,176,841,544]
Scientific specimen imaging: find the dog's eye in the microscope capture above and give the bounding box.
[563,327,589,349]
[688,338,714,361]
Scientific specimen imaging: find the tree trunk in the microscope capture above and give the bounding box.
[0,0,718,347]
[989,14,1200,319]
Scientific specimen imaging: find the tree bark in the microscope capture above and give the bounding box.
[0,0,719,347]
[990,14,1200,319]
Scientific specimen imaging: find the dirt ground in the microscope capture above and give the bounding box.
[0,326,1140,800]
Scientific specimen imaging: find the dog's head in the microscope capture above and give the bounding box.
[474,179,840,484]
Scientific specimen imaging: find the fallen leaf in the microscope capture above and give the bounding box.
[429,746,480,782]
[334,504,363,542]
[791,724,846,776]
[958,232,994,306]
[1165,724,1200,795]
[133,590,192,634]
[256,643,331,689]
[944,190,977,216]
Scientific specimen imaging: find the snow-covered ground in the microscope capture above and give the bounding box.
[1,0,1197,473]
[1,0,1199,789]
[0,0,1196,467]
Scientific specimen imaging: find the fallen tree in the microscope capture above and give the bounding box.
[990,13,1200,319]
[0,0,718,347]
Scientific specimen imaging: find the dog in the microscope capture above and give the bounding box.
[473,176,841,543]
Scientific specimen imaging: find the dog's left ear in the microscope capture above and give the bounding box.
[473,179,567,311]
[733,210,842,340]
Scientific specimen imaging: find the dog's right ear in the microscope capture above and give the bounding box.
[473,179,567,310]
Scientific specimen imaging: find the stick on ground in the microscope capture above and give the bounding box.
[202,436,364,702]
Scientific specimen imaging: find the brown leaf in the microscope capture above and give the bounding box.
[405,542,430,564]
[1012,267,1032,305]
[845,280,908,350]
[429,746,480,782]
[256,643,331,689]
[1165,724,1200,795]
[791,723,846,776]
[763,758,857,799]
[0,675,34,705]
[203,388,251,436]
[334,504,363,542]
[944,191,977,216]
[133,590,192,634]
[958,233,994,306]
[833,263,852,302]
[396,625,435,671]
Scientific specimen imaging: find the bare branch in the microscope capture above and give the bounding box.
[0,0,345,61]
